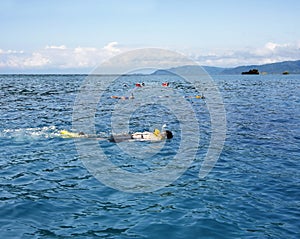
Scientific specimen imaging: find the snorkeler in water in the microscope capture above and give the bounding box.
[108,129,173,143]
[60,129,173,142]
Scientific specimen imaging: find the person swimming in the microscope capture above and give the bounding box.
[60,129,173,142]
[111,93,134,100]
[109,129,173,143]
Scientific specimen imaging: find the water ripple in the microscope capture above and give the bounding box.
[0,74,299,238]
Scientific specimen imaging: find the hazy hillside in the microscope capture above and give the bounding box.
[221,60,300,74]
[152,60,300,75]
[152,65,226,75]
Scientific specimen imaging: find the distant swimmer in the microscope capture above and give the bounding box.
[111,93,134,100]
[184,94,205,99]
[60,129,173,143]
[135,82,145,87]
[195,94,205,99]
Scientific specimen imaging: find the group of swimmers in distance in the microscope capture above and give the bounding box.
[110,82,205,100]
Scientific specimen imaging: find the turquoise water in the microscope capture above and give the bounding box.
[0,74,299,238]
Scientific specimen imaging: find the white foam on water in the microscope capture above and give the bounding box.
[1,126,61,139]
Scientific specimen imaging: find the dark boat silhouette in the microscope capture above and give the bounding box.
[242,69,259,75]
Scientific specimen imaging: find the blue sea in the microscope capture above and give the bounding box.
[0,74,299,238]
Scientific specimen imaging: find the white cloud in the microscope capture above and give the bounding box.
[72,47,100,67]
[23,52,50,67]
[254,42,292,57]
[0,50,50,68]
[192,41,300,67]
[0,42,123,71]
[0,41,299,72]
[0,49,24,54]
[74,47,97,54]
[265,42,278,51]
[45,45,67,50]
[103,41,120,54]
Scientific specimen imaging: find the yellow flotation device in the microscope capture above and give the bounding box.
[153,129,160,137]
[153,129,163,139]
[60,130,82,138]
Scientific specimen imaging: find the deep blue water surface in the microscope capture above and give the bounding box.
[0,74,299,238]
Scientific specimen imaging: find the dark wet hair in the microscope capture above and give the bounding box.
[78,132,85,135]
[165,130,173,139]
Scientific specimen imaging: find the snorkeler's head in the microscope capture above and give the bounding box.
[165,130,173,139]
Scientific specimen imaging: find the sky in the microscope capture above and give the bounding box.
[0,0,300,73]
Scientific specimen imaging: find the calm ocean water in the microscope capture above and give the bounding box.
[0,74,299,238]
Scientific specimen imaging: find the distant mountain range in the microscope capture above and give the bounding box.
[153,60,300,75]
[217,60,300,75]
